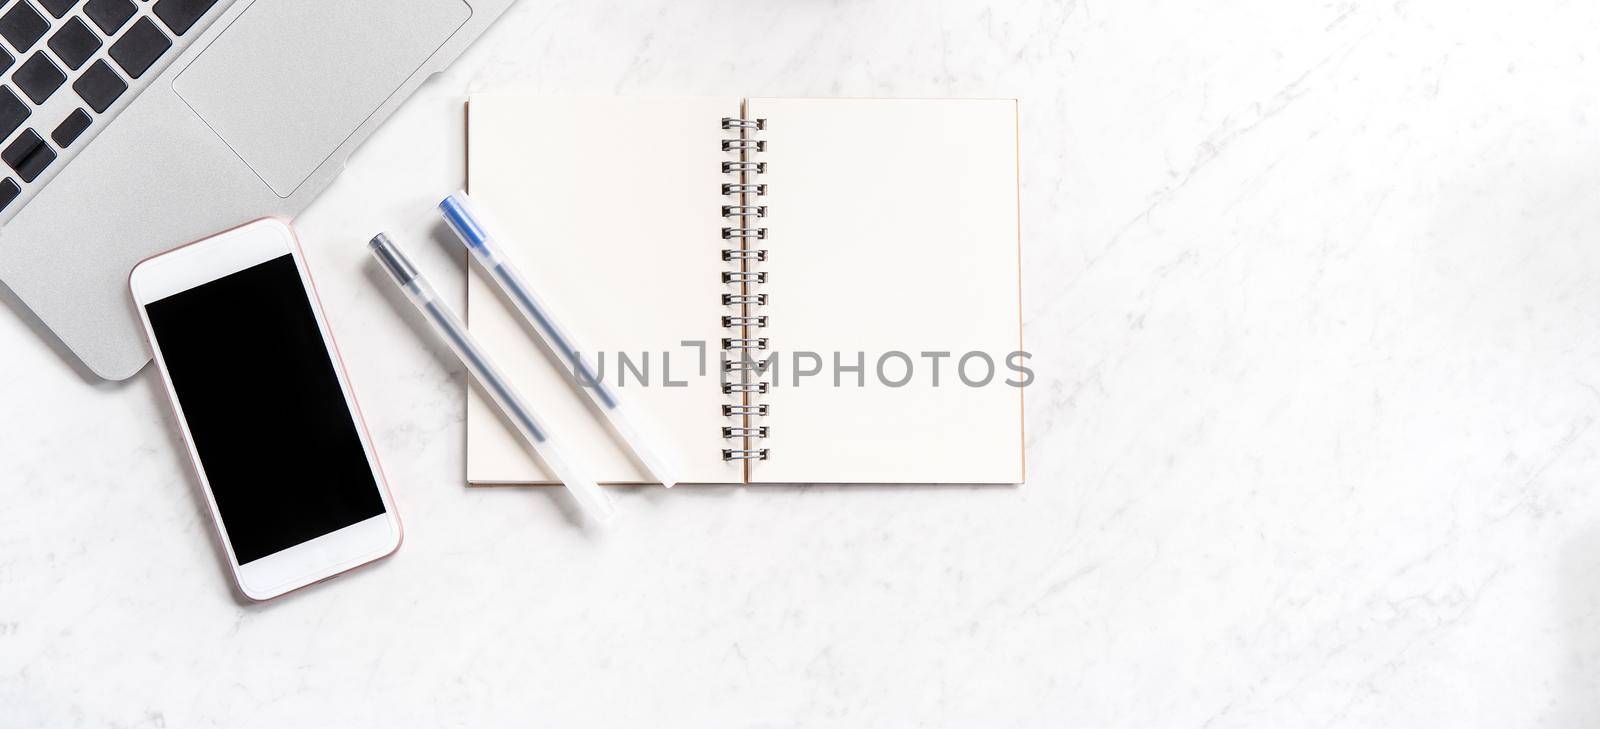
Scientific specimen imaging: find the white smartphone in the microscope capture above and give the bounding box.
[130,218,401,601]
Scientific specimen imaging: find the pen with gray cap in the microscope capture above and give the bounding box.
[369,232,614,523]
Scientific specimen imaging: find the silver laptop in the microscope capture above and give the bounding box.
[0,0,516,380]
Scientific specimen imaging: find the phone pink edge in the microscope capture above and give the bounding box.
[129,216,405,604]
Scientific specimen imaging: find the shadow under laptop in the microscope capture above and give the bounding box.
[0,276,134,388]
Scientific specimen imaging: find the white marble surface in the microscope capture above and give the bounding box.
[6,0,1600,725]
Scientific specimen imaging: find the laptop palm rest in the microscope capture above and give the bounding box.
[173,0,469,198]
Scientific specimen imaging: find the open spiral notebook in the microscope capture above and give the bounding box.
[465,96,1024,485]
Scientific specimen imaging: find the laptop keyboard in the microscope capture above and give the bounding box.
[0,0,221,217]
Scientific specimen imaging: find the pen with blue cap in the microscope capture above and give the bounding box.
[439,190,682,488]
[369,232,615,523]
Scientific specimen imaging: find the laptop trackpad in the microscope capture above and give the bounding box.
[174,0,469,197]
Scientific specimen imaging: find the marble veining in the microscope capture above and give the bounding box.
[6,0,1600,726]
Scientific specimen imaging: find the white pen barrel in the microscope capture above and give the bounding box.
[370,233,616,523]
[440,191,683,487]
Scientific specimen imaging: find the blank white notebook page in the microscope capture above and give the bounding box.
[466,96,744,484]
[748,98,1025,483]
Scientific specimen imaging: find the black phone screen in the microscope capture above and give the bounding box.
[145,254,386,565]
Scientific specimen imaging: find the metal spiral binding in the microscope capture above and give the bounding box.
[723,337,768,350]
[722,113,770,463]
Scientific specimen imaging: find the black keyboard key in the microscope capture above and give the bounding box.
[153,0,216,36]
[72,59,123,112]
[38,0,76,19]
[14,52,63,103]
[0,87,28,140]
[108,17,168,79]
[0,45,11,74]
[47,16,98,70]
[50,107,88,147]
[0,2,48,53]
[0,178,19,210]
[4,129,54,182]
[82,0,133,35]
